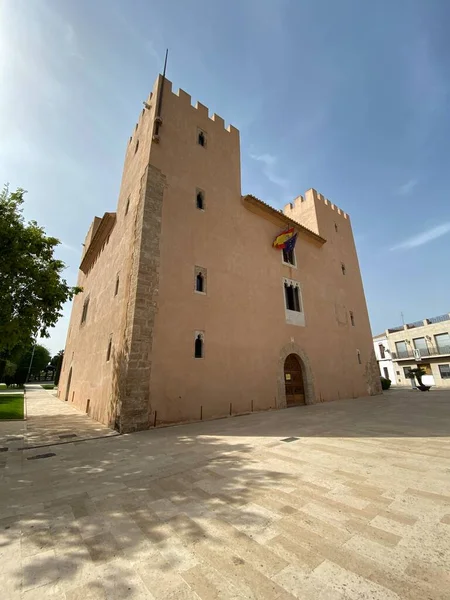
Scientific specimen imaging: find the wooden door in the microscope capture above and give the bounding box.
[284,354,305,406]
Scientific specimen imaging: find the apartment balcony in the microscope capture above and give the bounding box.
[391,346,450,361]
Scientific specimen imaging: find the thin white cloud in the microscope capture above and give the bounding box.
[404,35,448,145]
[64,24,83,60]
[60,241,79,253]
[397,179,417,195]
[390,222,450,251]
[250,153,289,188]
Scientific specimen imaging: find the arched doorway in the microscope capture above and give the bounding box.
[64,367,72,402]
[284,354,305,406]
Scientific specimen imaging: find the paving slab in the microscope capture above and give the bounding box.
[0,385,117,450]
[1,388,450,599]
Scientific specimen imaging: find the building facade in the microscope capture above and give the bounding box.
[373,334,396,382]
[377,313,450,388]
[59,74,380,432]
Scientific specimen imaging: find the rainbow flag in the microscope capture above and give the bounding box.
[273,227,297,249]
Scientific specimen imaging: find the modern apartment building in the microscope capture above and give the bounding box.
[376,313,450,387]
[373,334,396,382]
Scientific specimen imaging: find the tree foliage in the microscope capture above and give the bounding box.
[0,185,81,354]
[380,376,391,390]
[51,349,64,386]
[405,367,426,386]
[4,344,51,386]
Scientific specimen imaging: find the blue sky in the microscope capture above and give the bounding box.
[1,0,449,353]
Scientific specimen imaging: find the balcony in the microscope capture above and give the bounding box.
[391,345,450,360]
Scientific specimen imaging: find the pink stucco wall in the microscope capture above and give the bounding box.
[60,75,379,430]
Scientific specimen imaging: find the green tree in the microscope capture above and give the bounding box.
[405,367,427,388]
[0,185,80,373]
[13,345,51,385]
[51,349,64,386]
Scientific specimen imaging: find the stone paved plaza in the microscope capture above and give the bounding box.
[1,386,450,599]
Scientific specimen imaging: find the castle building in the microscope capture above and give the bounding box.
[59,74,380,432]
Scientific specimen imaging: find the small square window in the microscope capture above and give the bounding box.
[282,247,296,266]
[197,129,207,147]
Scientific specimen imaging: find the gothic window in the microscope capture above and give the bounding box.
[284,282,302,312]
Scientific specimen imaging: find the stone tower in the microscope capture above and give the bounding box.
[59,74,379,432]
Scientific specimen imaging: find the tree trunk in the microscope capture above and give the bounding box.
[0,358,6,382]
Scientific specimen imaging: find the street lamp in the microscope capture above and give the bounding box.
[25,342,36,383]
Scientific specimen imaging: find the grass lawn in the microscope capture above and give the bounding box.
[41,384,55,390]
[0,394,24,420]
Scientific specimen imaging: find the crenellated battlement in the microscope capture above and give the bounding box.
[130,76,239,142]
[128,77,239,144]
[283,189,348,220]
[169,80,239,136]
[314,190,348,219]
[282,188,350,238]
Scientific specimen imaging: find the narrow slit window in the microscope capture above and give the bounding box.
[357,350,361,365]
[198,130,206,147]
[196,190,204,210]
[135,140,139,154]
[80,298,90,325]
[341,263,346,275]
[194,334,203,358]
[125,197,130,215]
[196,272,204,292]
[350,311,355,326]
[335,223,338,232]
[106,337,112,362]
[115,275,120,297]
